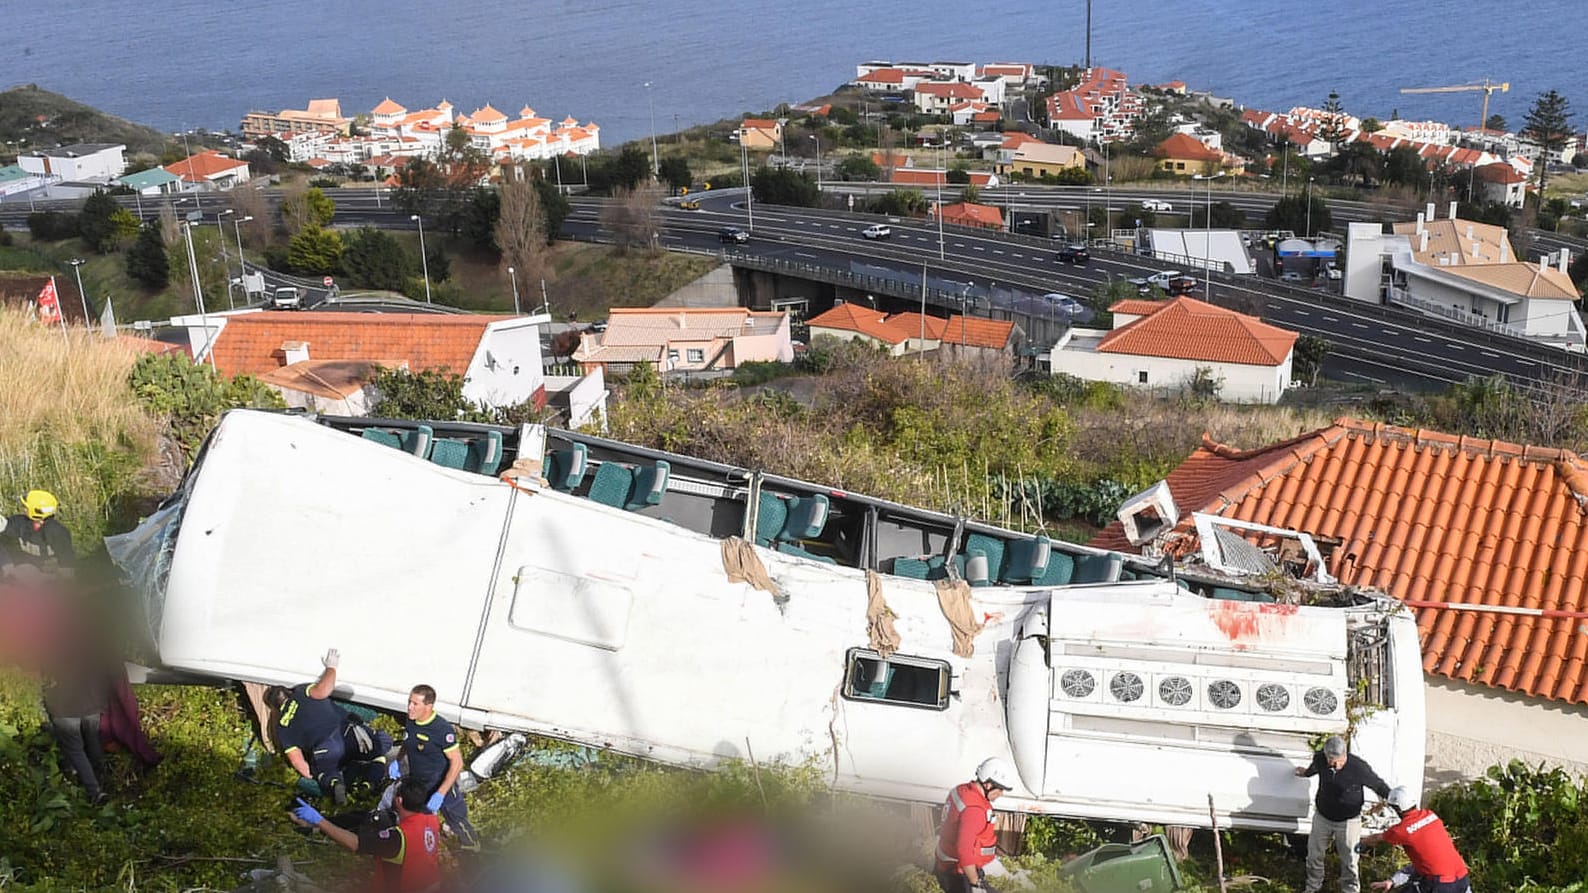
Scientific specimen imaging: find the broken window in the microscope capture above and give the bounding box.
[842,648,950,710]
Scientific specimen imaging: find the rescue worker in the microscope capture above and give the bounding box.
[1,490,76,573]
[934,757,1016,893]
[1357,787,1470,893]
[1295,734,1391,893]
[266,648,390,805]
[289,777,443,893]
[395,684,479,851]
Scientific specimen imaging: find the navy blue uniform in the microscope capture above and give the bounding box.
[277,684,351,793]
[403,711,478,850]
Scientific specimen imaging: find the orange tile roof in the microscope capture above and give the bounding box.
[207,311,510,378]
[1091,418,1588,705]
[941,315,1015,349]
[808,303,909,344]
[936,201,1003,228]
[1154,132,1221,162]
[741,118,780,131]
[1097,296,1296,366]
[887,312,949,341]
[164,150,249,183]
[471,104,507,123]
[1108,299,1170,316]
[372,97,406,115]
[1477,162,1527,184]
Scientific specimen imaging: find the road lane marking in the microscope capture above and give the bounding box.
[1352,323,1368,329]
[1446,343,1464,350]
[1293,309,1310,316]
[1322,315,1338,322]
[794,252,816,259]
[1413,337,1432,343]
[1517,359,1536,366]
[1381,329,1398,336]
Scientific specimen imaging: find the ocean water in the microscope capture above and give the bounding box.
[4,0,1585,147]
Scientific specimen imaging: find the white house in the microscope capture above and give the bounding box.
[164,150,252,191]
[928,61,977,82]
[175,309,563,412]
[1342,205,1585,350]
[971,77,1007,107]
[1474,162,1528,208]
[18,143,126,183]
[1047,296,1296,403]
[913,81,984,115]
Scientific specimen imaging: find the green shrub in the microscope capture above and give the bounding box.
[1426,759,1588,890]
[127,353,285,460]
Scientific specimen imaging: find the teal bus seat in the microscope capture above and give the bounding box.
[545,443,588,491]
[889,556,933,579]
[1033,550,1076,587]
[1210,586,1275,603]
[753,492,789,546]
[778,494,830,542]
[362,425,432,458]
[429,430,502,475]
[626,460,670,511]
[1002,535,1051,584]
[1072,551,1124,584]
[587,462,636,509]
[957,534,1007,587]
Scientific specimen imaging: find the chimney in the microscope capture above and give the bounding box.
[1466,225,1474,240]
[1563,249,1572,275]
[1448,200,1458,219]
[1419,231,1429,252]
[1416,212,1425,234]
[1426,202,1436,221]
[281,341,310,365]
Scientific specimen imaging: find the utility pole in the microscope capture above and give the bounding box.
[1085,0,1093,69]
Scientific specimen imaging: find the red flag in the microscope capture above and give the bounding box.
[37,277,62,325]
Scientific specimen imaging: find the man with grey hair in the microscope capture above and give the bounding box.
[1295,735,1391,893]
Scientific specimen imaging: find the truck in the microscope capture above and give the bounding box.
[1129,271,1197,296]
[271,286,302,310]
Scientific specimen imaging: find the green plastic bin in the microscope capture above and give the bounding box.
[1058,834,1183,893]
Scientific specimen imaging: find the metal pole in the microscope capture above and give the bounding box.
[183,223,216,370]
[68,259,90,331]
[217,209,234,310]
[412,214,432,303]
[810,134,821,191]
[645,82,659,177]
[540,278,550,318]
[937,141,946,260]
[508,266,520,314]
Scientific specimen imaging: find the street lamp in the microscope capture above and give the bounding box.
[1193,172,1226,299]
[644,82,659,177]
[67,258,90,331]
[809,134,822,191]
[739,138,754,232]
[411,214,432,304]
[507,265,520,315]
[936,138,946,260]
[1305,176,1316,238]
[216,209,235,309]
[181,222,216,369]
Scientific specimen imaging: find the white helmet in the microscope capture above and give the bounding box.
[1387,786,1418,811]
[975,757,1018,791]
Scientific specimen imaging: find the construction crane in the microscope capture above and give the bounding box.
[1399,78,1510,128]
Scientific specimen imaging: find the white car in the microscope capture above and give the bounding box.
[1141,199,1173,212]
[862,224,892,240]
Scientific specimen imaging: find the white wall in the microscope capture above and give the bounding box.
[1423,678,1588,789]
[1343,223,1401,303]
[465,315,550,408]
[19,145,126,182]
[1050,340,1290,403]
[809,326,907,356]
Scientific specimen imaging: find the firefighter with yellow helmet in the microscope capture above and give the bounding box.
[1,490,76,575]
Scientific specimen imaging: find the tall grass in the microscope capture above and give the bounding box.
[0,307,161,544]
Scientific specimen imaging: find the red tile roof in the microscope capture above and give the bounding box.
[941,315,1015,349]
[1477,162,1527,184]
[916,82,982,100]
[936,201,1003,229]
[165,150,249,183]
[207,311,510,378]
[1108,299,1171,317]
[371,97,406,115]
[857,69,905,84]
[808,303,908,344]
[1091,418,1588,705]
[1096,296,1296,366]
[1155,132,1221,162]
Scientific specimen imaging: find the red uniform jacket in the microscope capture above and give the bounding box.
[935,781,998,874]
[372,812,443,892]
[1382,808,1468,882]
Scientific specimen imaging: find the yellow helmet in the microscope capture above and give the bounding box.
[22,490,59,522]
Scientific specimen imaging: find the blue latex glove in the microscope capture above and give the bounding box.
[292,797,324,826]
[387,760,402,781]
[426,792,445,813]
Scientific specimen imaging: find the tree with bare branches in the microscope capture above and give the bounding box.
[599,183,664,253]
[495,179,552,285]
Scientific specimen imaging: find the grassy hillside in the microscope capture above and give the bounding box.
[0,83,174,162]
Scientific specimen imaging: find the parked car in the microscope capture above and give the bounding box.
[1141,199,1173,212]
[1128,270,1192,295]
[1056,243,1090,264]
[718,226,750,244]
[1280,270,1307,283]
[679,199,701,210]
[1042,294,1089,318]
[862,224,892,240]
[271,286,302,310]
